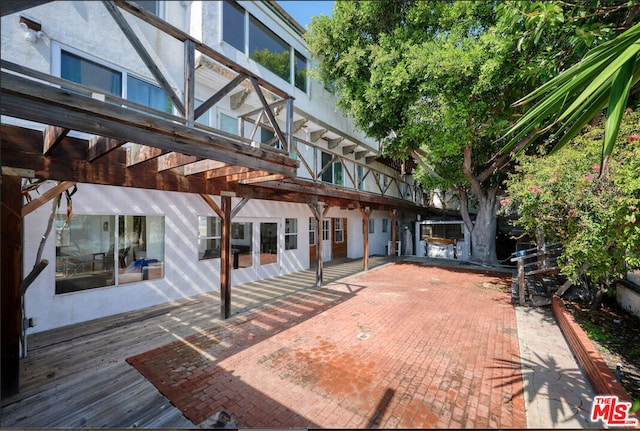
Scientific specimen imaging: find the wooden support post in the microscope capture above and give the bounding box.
[220,195,232,319]
[360,206,371,271]
[1,175,22,398]
[390,209,397,261]
[184,39,196,128]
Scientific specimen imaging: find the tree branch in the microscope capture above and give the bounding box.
[463,146,484,200]
[410,149,445,181]
[480,130,537,182]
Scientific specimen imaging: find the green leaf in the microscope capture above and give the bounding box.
[602,55,636,168]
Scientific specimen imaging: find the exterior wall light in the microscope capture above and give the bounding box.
[20,16,43,44]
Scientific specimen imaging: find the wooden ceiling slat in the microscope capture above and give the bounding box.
[157,152,199,172]
[43,126,69,154]
[126,144,165,167]
[88,136,126,161]
[183,160,227,176]
[205,165,250,180]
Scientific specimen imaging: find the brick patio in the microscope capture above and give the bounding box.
[127,262,526,428]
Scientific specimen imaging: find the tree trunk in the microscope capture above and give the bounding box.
[470,189,499,264]
[460,146,500,265]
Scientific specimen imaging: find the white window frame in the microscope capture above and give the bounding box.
[285,218,298,250]
[198,216,221,260]
[334,218,344,243]
[309,217,316,246]
[369,218,375,234]
[322,219,330,241]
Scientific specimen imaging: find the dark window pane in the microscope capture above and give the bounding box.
[232,222,252,269]
[249,16,290,81]
[321,152,333,183]
[295,50,307,92]
[135,1,159,15]
[61,50,122,96]
[223,0,245,52]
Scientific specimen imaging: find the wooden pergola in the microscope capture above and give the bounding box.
[1,0,429,398]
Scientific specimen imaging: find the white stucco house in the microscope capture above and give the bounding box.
[0,1,441,396]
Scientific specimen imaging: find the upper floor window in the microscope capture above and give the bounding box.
[295,50,308,93]
[356,165,365,190]
[320,151,343,186]
[61,51,122,96]
[223,0,245,52]
[58,46,172,113]
[222,1,308,92]
[220,112,238,135]
[134,1,164,18]
[249,16,290,83]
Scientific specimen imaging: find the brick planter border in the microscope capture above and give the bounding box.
[551,294,639,426]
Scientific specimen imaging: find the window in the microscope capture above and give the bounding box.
[249,16,290,82]
[321,152,333,183]
[195,99,211,126]
[309,217,316,245]
[356,165,365,190]
[220,112,238,135]
[128,75,172,113]
[285,218,298,250]
[232,222,253,269]
[59,48,171,113]
[382,218,389,233]
[61,51,122,96]
[322,219,330,241]
[369,218,375,234]
[294,50,307,92]
[334,218,344,243]
[118,215,165,284]
[222,1,309,92]
[198,216,221,259]
[135,1,162,17]
[223,0,245,52]
[333,161,343,186]
[55,214,164,294]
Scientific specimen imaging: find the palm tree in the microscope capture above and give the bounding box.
[501,23,639,174]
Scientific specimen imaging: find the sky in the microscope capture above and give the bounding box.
[277,1,334,29]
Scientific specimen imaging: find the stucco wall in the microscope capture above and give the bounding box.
[23,184,308,333]
[616,282,640,319]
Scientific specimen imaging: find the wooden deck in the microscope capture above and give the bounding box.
[0,257,391,428]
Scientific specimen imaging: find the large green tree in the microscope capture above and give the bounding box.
[307,2,535,263]
[307,1,636,264]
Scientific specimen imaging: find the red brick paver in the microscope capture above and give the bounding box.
[127,262,525,428]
